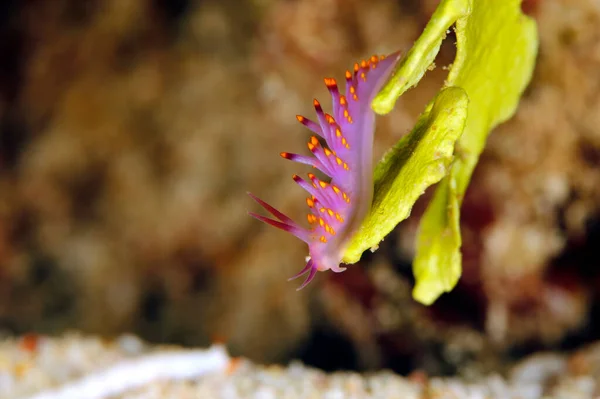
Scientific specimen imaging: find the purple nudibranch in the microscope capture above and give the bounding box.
[249,52,401,290]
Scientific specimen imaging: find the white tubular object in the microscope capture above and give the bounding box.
[23,345,230,399]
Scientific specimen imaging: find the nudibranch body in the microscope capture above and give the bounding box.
[249,52,400,289]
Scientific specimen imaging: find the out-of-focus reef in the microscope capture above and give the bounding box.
[0,0,599,376]
[2,333,600,399]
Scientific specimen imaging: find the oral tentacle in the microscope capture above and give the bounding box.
[288,258,315,281]
[296,264,318,291]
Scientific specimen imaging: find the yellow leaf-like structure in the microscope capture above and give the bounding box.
[343,0,538,305]
[343,87,468,263]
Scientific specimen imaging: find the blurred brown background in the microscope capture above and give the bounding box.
[0,0,599,377]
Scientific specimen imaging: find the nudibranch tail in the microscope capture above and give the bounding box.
[249,52,401,289]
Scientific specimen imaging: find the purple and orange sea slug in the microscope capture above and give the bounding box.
[249,52,401,290]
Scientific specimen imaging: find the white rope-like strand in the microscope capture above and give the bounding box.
[23,345,230,399]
